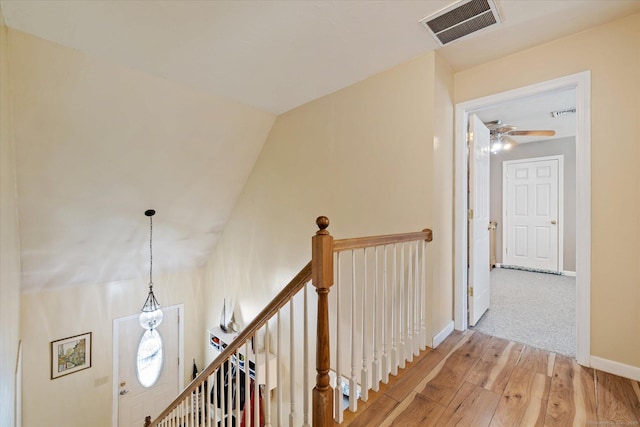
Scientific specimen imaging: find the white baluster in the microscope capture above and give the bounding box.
[391,244,398,376]
[303,284,310,427]
[289,299,296,427]
[406,242,414,363]
[235,351,241,424]
[372,246,380,391]
[211,369,217,426]
[414,241,420,356]
[334,252,343,423]
[244,342,250,427]
[253,345,259,427]
[399,243,406,369]
[349,250,358,412]
[382,245,389,384]
[277,311,282,427]
[361,248,369,402]
[421,240,427,349]
[264,323,271,427]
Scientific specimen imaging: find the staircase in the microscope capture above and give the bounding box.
[145,216,433,427]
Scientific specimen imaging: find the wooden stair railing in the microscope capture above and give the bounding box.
[145,216,432,427]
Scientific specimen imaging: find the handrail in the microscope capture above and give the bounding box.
[333,229,432,251]
[148,261,313,426]
[147,217,434,427]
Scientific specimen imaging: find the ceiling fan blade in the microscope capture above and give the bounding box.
[504,136,519,147]
[510,130,555,136]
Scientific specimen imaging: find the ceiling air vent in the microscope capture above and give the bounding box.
[419,0,502,46]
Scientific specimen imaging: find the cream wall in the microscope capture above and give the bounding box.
[455,13,640,367]
[0,6,21,427]
[432,53,455,337]
[20,269,206,427]
[203,51,455,422]
[204,52,439,328]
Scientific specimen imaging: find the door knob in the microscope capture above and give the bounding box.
[551,220,557,225]
[119,389,130,396]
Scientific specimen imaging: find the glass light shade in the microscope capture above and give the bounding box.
[139,308,164,330]
[140,288,163,330]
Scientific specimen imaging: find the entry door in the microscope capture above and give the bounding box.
[468,114,491,326]
[117,306,180,427]
[504,157,562,271]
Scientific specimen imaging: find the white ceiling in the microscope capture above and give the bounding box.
[2,1,639,292]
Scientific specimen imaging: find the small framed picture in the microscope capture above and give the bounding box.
[50,332,92,379]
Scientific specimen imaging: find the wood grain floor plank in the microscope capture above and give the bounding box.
[418,352,481,406]
[383,347,448,403]
[489,366,550,427]
[545,355,597,426]
[436,381,501,427]
[468,337,524,394]
[596,370,640,424]
[451,330,494,360]
[344,394,399,427]
[384,392,446,427]
[432,330,467,356]
[387,330,473,403]
[517,345,553,377]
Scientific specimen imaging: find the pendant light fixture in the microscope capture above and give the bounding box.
[140,209,163,330]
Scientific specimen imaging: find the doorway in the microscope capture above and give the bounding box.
[112,304,184,427]
[453,71,591,366]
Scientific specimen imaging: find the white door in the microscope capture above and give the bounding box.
[116,306,181,427]
[468,114,491,326]
[504,157,562,272]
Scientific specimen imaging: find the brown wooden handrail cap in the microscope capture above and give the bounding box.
[316,216,330,234]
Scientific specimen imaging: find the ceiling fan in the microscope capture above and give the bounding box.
[484,120,555,153]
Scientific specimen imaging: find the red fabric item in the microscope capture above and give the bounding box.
[240,382,264,427]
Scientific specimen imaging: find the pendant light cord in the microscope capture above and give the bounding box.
[149,214,153,288]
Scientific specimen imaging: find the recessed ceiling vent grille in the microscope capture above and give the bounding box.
[419,0,502,46]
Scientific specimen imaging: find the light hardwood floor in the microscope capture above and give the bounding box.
[340,330,640,426]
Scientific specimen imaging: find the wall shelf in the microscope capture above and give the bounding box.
[208,326,278,391]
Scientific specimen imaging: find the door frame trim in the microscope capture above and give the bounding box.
[502,155,565,272]
[112,303,185,427]
[454,71,591,366]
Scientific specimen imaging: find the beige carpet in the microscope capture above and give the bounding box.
[471,267,576,357]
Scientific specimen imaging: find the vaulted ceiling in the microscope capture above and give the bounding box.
[2,0,638,292]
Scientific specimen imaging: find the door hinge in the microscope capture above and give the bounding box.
[468,286,474,297]
[468,209,474,220]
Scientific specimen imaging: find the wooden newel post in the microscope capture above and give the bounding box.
[144,416,151,427]
[312,216,334,427]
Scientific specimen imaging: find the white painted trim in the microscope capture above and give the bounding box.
[454,71,591,366]
[590,356,640,382]
[431,321,454,349]
[112,304,185,427]
[563,271,576,277]
[502,155,564,273]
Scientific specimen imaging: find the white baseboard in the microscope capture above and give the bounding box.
[432,321,455,349]
[590,356,640,381]
[495,263,503,268]
[563,271,576,277]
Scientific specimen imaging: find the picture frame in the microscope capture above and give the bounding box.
[50,332,92,379]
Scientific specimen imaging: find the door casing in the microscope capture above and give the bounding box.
[454,71,591,366]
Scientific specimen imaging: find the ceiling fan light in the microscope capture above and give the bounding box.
[491,141,502,153]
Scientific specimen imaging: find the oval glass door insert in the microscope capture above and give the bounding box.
[136,329,163,387]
